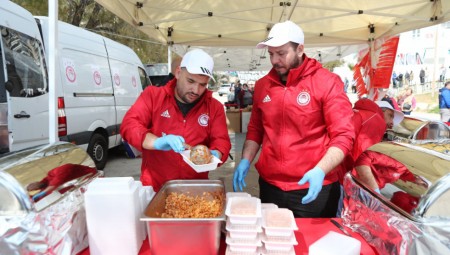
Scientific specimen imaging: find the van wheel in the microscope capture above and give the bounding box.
[87,133,108,170]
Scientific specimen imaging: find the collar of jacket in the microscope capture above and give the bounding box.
[162,78,213,104]
[266,54,322,86]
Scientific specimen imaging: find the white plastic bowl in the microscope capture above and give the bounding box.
[180,150,222,173]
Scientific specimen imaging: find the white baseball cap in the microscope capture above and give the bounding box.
[375,101,404,126]
[256,20,304,49]
[180,49,215,82]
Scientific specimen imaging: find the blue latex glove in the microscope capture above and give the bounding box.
[233,159,251,191]
[374,188,381,194]
[298,166,326,204]
[210,150,220,159]
[153,135,185,153]
[32,191,47,201]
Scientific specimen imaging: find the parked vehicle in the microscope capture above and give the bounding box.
[217,84,232,96]
[0,1,150,169]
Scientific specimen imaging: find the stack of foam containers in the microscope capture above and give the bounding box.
[84,177,155,255]
[260,208,298,255]
[225,193,263,255]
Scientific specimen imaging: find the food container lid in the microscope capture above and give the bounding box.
[180,150,222,173]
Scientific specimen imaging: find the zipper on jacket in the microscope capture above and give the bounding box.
[281,86,288,168]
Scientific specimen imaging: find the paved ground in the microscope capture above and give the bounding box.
[103,91,439,197]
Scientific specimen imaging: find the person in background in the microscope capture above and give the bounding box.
[382,90,400,111]
[419,68,425,86]
[233,20,354,218]
[234,80,242,108]
[159,56,182,86]
[404,71,410,86]
[392,71,398,88]
[239,83,253,108]
[336,99,404,216]
[409,70,414,85]
[344,77,349,93]
[120,49,231,191]
[400,88,416,115]
[397,72,403,88]
[439,81,450,122]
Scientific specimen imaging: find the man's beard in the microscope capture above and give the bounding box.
[275,56,301,79]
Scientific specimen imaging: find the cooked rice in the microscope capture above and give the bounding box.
[161,191,224,218]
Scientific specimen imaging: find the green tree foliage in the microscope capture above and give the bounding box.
[322,60,344,72]
[11,0,167,64]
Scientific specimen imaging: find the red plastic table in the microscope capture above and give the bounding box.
[78,218,378,255]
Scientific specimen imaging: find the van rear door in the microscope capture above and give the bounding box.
[0,4,49,153]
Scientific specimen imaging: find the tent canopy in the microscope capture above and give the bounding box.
[94,0,450,71]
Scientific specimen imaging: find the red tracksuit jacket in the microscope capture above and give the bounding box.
[120,79,231,191]
[246,55,354,191]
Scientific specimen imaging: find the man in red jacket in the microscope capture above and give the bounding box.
[120,49,231,191]
[233,20,355,217]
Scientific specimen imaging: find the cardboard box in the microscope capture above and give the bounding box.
[226,110,241,133]
[241,111,251,133]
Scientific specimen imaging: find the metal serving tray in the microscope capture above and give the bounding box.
[141,179,226,255]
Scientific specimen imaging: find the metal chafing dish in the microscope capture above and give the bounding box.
[387,116,450,142]
[0,142,100,254]
[141,179,226,255]
[342,141,450,255]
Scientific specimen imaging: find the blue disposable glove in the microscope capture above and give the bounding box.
[233,159,251,191]
[298,166,326,204]
[374,188,381,194]
[32,191,47,201]
[153,135,185,153]
[210,150,220,159]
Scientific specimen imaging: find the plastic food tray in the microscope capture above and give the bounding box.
[262,232,297,245]
[226,192,251,200]
[226,233,262,253]
[180,150,222,172]
[225,246,261,255]
[260,246,295,255]
[226,218,262,232]
[225,197,262,225]
[262,208,298,237]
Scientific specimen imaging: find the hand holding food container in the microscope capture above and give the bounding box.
[180,144,222,172]
[153,134,186,153]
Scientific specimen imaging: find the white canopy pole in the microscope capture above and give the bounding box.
[48,0,58,143]
[168,46,172,73]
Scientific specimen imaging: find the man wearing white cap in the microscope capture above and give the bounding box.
[233,21,355,217]
[121,49,231,191]
[354,101,405,194]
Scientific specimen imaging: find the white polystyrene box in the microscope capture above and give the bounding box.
[309,231,361,255]
[84,177,142,255]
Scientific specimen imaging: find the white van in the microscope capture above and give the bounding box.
[0,1,150,169]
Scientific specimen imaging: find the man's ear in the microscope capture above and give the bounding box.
[296,44,304,58]
[174,66,182,80]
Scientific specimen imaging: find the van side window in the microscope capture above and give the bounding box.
[1,27,47,97]
[138,67,151,89]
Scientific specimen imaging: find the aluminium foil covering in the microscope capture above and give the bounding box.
[342,173,450,255]
[0,142,100,254]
